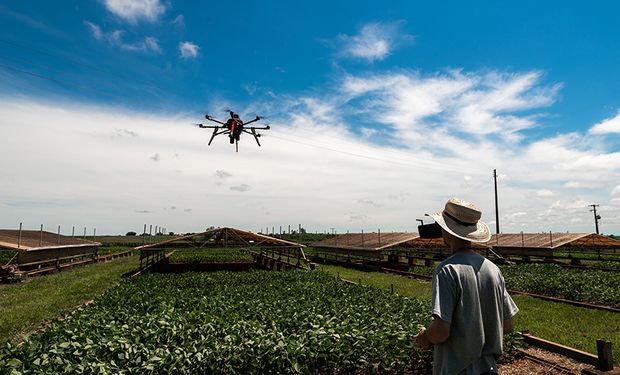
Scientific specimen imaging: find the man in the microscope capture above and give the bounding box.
[415,198,519,375]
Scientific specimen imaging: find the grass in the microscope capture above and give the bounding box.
[318,264,432,299]
[317,263,620,364]
[0,255,138,345]
[511,295,620,363]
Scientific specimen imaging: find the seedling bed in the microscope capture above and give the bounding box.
[0,270,433,374]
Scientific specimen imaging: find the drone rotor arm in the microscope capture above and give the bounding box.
[196,123,221,129]
[204,115,227,125]
[242,116,262,126]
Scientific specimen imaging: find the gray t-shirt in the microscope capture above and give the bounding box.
[431,252,518,375]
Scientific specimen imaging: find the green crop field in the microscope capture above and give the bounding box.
[405,262,620,308]
[0,271,433,374]
[500,263,620,308]
[169,248,253,263]
[93,235,176,247]
[2,251,618,373]
[318,263,620,364]
[0,256,139,346]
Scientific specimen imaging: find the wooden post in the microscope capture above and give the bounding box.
[72,226,75,240]
[40,224,43,246]
[83,226,86,239]
[549,231,553,247]
[378,229,381,246]
[17,222,22,249]
[57,225,61,245]
[93,228,96,242]
[597,340,613,371]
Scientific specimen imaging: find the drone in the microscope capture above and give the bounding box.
[194,111,270,152]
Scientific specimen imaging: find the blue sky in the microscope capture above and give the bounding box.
[1,1,619,235]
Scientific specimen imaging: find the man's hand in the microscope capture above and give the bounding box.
[415,327,432,349]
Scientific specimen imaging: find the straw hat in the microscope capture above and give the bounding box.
[429,198,491,243]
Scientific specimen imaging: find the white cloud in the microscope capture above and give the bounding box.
[589,110,620,135]
[143,37,161,53]
[360,127,378,138]
[337,21,413,62]
[2,64,620,234]
[340,70,559,145]
[565,181,596,189]
[230,184,250,192]
[216,170,232,179]
[108,31,162,53]
[536,189,554,197]
[178,41,199,59]
[84,21,103,40]
[509,212,527,218]
[85,23,162,53]
[171,14,185,28]
[114,128,138,137]
[103,0,166,23]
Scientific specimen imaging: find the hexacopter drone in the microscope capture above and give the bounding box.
[194,111,270,152]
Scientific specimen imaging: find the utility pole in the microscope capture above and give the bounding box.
[589,204,601,234]
[493,169,500,234]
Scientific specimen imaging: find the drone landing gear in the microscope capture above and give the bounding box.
[208,127,219,146]
[251,128,261,146]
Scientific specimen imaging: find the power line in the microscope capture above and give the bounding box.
[0,62,129,101]
[267,132,487,175]
[0,38,164,94]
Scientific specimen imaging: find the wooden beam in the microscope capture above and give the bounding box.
[521,331,602,368]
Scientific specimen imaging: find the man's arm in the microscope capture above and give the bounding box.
[415,315,451,349]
